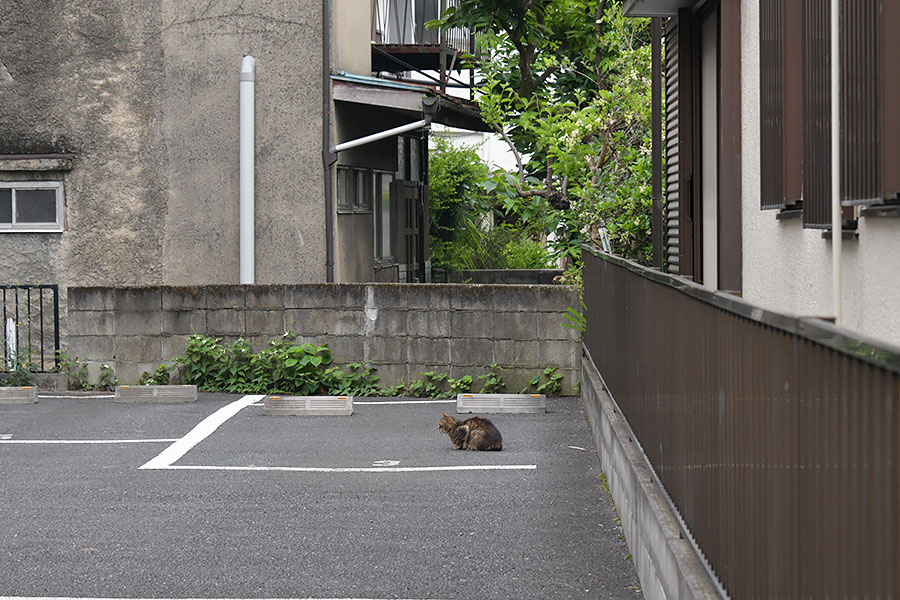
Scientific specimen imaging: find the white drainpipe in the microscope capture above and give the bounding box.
[331,119,431,153]
[830,0,842,325]
[240,55,256,285]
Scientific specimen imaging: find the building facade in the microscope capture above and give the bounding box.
[627,0,900,348]
[0,0,483,290]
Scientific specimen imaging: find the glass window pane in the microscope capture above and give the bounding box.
[0,189,11,223]
[16,189,57,223]
[379,173,393,258]
[409,137,421,182]
[353,169,372,212]
[337,168,351,210]
[397,137,407,180]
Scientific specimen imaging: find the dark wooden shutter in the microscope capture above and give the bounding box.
[884,0,900,199]
[664,17,680,274]
[840,0,881,206]
[760,0,786,209]
[802,0,832,228]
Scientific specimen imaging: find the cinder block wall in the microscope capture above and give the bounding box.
[66,284,581,393]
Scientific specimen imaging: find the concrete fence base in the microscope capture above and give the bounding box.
[66,284,581,392]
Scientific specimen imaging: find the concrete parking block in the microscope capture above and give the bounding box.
[263,394,353,416]
[115,384,198,403]
[0,386,37,404]
[457,393,546,414]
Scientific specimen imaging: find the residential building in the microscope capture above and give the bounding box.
[627,0,899,347]
[0,0,485,289]
[579,2,899,598]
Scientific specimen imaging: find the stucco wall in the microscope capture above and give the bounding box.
[66,284,581,394]
[741,0,900,347]
[332,0,372,74]
[0,0,325,289]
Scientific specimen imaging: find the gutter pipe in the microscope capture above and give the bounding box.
[830,0,842,325]
[332,119,431,153]
[323,0,335,282]
[240,55,256,284]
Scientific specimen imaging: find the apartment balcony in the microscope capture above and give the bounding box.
[371,0,473,90]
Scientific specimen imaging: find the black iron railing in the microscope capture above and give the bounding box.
[583,245,899,599]
[1,285,60,373]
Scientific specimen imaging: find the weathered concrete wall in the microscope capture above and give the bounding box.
[0,0,325,288]
[332,0,372,74]
[66,284,581,393]
[581,349,722,600]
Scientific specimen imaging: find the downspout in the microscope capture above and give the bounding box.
[240,55,256,285]
[830,0,842,325]
[323,0,335,282]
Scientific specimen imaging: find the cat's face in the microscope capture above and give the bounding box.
[437,412,458,433]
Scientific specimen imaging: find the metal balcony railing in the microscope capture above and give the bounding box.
[372,0,472,56]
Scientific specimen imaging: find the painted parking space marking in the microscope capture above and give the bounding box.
[37,394,116,399]
[131,394,537,475]
[0,438,177,444]
[355,399,455,405]
[155,464,537,474]
[139,395,264,470]
[248,399,456,407]
[0,597,446,600]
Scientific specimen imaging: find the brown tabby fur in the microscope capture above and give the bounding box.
[437,413,502,451]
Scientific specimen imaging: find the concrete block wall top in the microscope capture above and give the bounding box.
[66,284,581,392]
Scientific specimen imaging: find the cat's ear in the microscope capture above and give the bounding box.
[441,413,449,418]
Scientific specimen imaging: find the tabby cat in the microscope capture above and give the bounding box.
[437,413,503,451]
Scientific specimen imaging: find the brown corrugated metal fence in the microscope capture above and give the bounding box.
[583,246,898,599]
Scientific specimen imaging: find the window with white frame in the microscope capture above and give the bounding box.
[0,182,64,232]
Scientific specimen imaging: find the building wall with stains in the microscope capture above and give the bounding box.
[0,0,325,290]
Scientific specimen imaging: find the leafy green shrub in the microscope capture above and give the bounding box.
[138,363,174,386]
[477,364,506,393]
[324,362,381,397]
[522,367,564,396]
[0,367,32,387]
[433,221,553,272]
[56,351,90,390]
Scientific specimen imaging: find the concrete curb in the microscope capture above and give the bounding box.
[581,347,723,600]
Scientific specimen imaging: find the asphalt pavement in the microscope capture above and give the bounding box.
[0,393,642,599]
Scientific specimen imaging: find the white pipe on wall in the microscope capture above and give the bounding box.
[830,0,842,325]
[240,55,256,285]
[332,119,430,153]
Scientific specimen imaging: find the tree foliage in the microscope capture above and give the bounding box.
[428,136,553,272]
[431,0,653,266]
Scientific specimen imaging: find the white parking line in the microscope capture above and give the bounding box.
[355,399,456,405]
[156,464,537,473]
[136,394,537,475]
[0,597,444,600]
[0,439,177,444]
[36,394,116,399]
[139,395,264,470]
[249,399,456,407]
